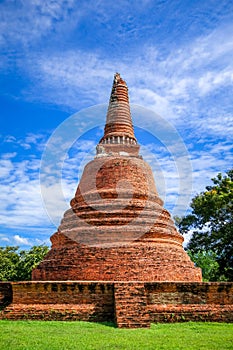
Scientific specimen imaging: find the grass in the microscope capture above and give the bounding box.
[0,321,232,350]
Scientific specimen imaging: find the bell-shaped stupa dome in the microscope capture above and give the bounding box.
[32,74,202,282]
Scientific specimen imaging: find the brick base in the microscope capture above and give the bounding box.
[0,282,232,327]
[32,236,202,282]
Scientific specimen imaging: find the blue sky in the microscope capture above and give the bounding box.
[0,0,232,248]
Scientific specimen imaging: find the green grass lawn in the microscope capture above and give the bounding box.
[0,321,232,350]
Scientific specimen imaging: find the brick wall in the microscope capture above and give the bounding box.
[0,282,12,308]
[0,281,232,326]
[146,282,233,304]
[0,282,114,322]
[145,282,233,323]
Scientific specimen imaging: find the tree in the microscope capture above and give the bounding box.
[177,169,233,281]
[0,246,20,281]
[0,245,49,281]
[187,250,220,281]
[16,245,49,281]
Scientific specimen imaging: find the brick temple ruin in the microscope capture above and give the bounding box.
[32,73,202,282]
[0,74,232,327]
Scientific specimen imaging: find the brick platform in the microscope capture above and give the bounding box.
[0,282,232,326]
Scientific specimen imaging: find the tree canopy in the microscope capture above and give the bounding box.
[177,169,233,281]
[0,245,49,281]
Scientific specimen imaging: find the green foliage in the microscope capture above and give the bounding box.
[0,321,232,350]
[0,245,49,281]
[17,245,49,281]
[187,250,220,281]
[0,247,20,281]
[178,170,233,281]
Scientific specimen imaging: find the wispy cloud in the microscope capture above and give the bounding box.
[2,133,48,151]
[0,0,76,50]
[0,132,96,232]
[16,21,232,144]
[0,156,49,228]
[0,234,10,243]
[2,2,231,142]
[13,234,31,246]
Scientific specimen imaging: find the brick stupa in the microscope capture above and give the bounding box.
[33,73,202,282]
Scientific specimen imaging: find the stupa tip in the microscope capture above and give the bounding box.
[114,72,121,79]
[114,72,126,86]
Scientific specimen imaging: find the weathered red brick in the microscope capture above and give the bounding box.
[0,282,232,324]
[32,73,201,282]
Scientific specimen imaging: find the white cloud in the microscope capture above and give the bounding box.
[0,0,76,50]
[0,132,97,233]
[0,134,53,231]
[0,159,14,178]
[13,235,31,246]
[2,133,48,152]
[0,234,10,243]
[0,168,50,229]
[197,69,233,95]
[183,231,194,247]
[1,152,17,160]
[4,135,17,143]
[15,20,232,146]
[0,232,51,247]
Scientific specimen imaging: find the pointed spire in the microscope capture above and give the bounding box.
[101,73,137,142]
